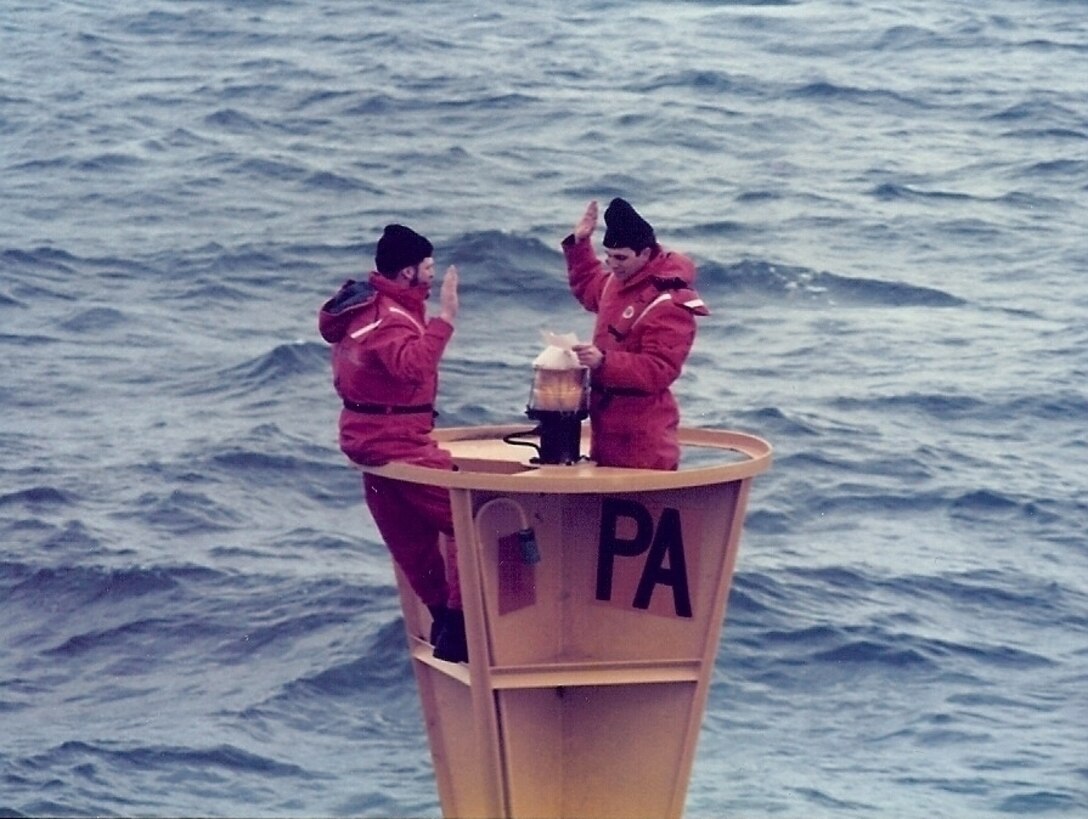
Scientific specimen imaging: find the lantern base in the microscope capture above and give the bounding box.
[525,409,585,465]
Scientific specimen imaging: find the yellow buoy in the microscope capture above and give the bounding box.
[361,424,772,819]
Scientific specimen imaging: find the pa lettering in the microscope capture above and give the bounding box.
[595,497,693,618]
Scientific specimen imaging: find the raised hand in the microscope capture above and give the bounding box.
[439,265,459,324]
[573,200,599,242]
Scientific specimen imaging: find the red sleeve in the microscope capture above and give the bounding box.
[367,315,453,385]
[598,302,696,393]
[563,235,608,313]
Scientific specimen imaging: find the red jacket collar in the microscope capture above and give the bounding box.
[368,271,429,317]
[614,247,696,294]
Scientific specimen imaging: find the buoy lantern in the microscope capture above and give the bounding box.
[525,361,589,465]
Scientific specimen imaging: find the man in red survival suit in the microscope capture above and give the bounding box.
[562,198,710,470]
[318,224,467,663]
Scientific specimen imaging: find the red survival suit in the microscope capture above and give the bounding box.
[318,273,460,609]
[563,235,709,470]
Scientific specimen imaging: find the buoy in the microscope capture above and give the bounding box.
[362,424,772,819]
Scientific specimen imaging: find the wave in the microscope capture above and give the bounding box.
[831,390,1088,424]
[36,520,105,554]
[236,441,358,504]
[1,247,82,281]
[1020,158,1088,177]
[44,614,187,658]
[789,81,926,111]
[233,156,308,181]
[4,563,221,609]
[57,306,127,333]
[870,182,975,203]
[698,259,964,306]
[873,24,939,51]
[204,107,264,132]
[989,99,1084,124]
[342,91,538,118]
[671,0,797,6]
[0,486,71,508]
[301,170,381,193]
[288,619,414,697]
[726,569,1061,689]
[119,420,360,518]
[186,341,328,397]
[998,791,1085,814]
[291,88,356,112]
[1004,127,1088,141]
[885,570,1086,626]
[830,391,983,418]
[871,181,1070,212]
[629,69,736,94]
[119,487,242,534]
[1,248,149,296]
[73,153,145,172]
[447,231,569,294]
[33,739,308,777]
[436,93,540,112]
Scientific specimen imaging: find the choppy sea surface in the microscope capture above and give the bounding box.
[2,1,1086,816]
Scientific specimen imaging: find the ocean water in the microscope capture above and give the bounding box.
[2,0,1086,816]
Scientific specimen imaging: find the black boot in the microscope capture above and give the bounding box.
[432,608,468,663]
[427,604,449,645]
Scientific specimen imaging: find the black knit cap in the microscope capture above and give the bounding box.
[602,198,655,252]
[375,224,434,275]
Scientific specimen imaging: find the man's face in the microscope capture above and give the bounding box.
[400,257,436,291]
[605,246,651,280]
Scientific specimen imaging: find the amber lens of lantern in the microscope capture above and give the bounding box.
[530,367,587,412]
